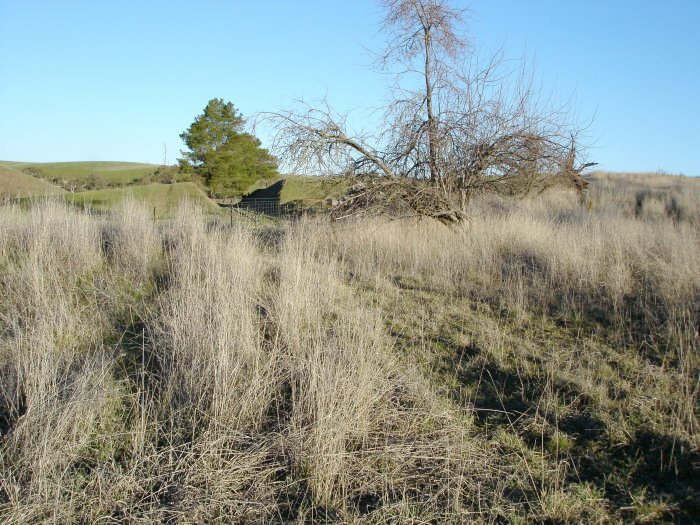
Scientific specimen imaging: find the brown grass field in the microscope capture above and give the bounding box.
[0,172,697,523]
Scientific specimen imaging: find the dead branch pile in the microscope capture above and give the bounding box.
[330,177,466,225]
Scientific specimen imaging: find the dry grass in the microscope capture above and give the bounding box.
[0,172,697,523]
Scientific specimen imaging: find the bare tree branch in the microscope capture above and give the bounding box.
[257,0,593,224]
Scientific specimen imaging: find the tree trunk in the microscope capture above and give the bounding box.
[424,27,439,183]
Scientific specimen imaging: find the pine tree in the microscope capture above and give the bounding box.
[179,98,278,196]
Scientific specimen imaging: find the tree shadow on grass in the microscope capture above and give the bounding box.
[575,429,700,523]
[235,180,300,217]
[241,179,285,203]
[436,339,698,522]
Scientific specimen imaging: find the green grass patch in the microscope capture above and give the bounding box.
[278,175,350,204]
[239,174,351,205]
[3,161,159,186]
[0,163,66,198]
[64,182,221,218]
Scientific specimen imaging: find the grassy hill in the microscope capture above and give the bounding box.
[240,174,351,205]
[64,182,221,217]
[279,174,350,204]
[2,161,159,186]
[1,159,353,211]
[0,163,66,198]
[589,169,700,192]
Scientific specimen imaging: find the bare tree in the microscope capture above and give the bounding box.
[259,0,593,224]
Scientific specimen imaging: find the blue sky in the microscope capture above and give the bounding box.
[1,0,698,174]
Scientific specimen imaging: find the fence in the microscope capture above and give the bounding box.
[225,198,303,220]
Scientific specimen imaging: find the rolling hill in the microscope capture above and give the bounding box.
[2,161,159,186]
[0,163,66,198]
[64,182,221,217]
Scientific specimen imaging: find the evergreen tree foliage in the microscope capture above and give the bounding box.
[179,98,278,195]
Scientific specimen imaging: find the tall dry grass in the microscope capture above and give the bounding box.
[326,183,699,352]
[323,182,698,432]
[317,175,698,521]
[0,173,697,523]
[0,199,502,523]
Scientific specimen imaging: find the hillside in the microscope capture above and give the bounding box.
[1,160,353,212]
[2,160,159,186]
[64,182,221,217]
[221,174,351,207]
[0,163,65,198]
[278,175,350,204]
[589,170,700,190]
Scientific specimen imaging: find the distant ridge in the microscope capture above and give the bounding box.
[1,161,159,186]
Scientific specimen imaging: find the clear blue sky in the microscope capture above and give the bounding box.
[1,0,698,174]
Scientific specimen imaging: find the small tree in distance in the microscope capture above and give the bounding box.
[180,98,278,196]
[259,0,594,224]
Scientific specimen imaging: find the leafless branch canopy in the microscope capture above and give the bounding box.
[257,100,397,179]
[258,0,594,223]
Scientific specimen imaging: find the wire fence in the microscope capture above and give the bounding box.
[225,198,305,220]
[1,195,321,222]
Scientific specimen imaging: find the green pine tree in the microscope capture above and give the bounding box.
[179,98,278,196]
